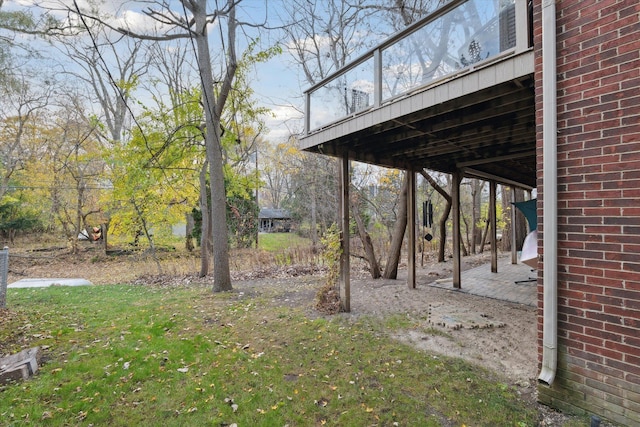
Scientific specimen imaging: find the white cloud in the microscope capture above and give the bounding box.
[110,9,162,34]
[264,104,304,142]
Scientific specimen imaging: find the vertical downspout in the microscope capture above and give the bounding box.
[538,0,558,386]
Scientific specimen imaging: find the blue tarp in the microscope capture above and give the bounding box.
[513,199,537,231]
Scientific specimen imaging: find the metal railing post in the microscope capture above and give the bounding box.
[304,91,311,135]
[373,48,382,108]
[515,0,529,52]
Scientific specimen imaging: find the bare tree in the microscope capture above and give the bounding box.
[470,179,485,254]
[382,174,407,279]
[260,142,292,210]
[46,94,105,254]
[420,169,452,262]
[0,68,52,201]
[54,27,147,146]
[68,0,264,292]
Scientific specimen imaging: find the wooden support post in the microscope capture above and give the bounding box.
[511,187,518,264]
[407,170,416,289]
[340,155,350,312]
[452,171,462,289]
[490,181,498,273]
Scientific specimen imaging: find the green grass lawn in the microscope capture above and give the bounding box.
[1,284,538,426]
[258,232,310,252]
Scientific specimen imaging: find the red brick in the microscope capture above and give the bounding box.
[605,268,639,282]
[626,262,640,272]
[627,373,640,386]
[589,361,626,380]
[626,353,640,367]
[622,189,640,199]
[584,344,623,362]
[622,244,640,252]
[584,225,622,234]
[572,365,605,382]
[586,310,623,325]
[605,198,640,208]
[585,327,626,344]
[607,358,640,377]
[605,323,640,340]
[605,123,640,138]
[626,343,640,361]
[566,298,604,312]
[585,260,623,271]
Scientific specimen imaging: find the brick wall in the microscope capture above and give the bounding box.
[535,1,640,425]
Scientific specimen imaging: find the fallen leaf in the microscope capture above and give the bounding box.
[315,397,329,407]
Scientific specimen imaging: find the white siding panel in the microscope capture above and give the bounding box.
[434,84,449,105]
[462,72,480,95]
[495,61,512,83]
[514,52,534,77]
[411,94,423,111]
[372,108,384,124]
[400,98,412,116]
[364,112,373,128]
[448,79,463,100]
[478,66,497,90]
[391,102,402,119]
[422,89,436,109]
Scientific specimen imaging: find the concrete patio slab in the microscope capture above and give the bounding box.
[8,278,93,288]
[429,258,537,307]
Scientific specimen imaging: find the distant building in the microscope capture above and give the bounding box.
[258,208,292,233]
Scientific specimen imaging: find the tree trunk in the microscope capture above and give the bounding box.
[383,175,408,279]
[133,200,162,274]
[198,162,212,277]
[471,179,483,254]
[462,211,471,253]
[437,198,452,262]
[310,177,318,251]
[479,218,490,252]
[102,220,109,254]
[192,0,236,291]
[501,186,512,252]
[185,212,195,252]
[510,187,528,250]
[419,170,452,263]
[460,235,469,256]
[351,195,381,279]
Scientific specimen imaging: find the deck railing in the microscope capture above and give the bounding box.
[304,0,531,134]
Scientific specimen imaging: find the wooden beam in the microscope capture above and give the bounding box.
[340,155,350,312]
[452,171,462,288]
[407,170,416,289]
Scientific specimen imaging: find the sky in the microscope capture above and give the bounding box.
[4,0,307,142]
